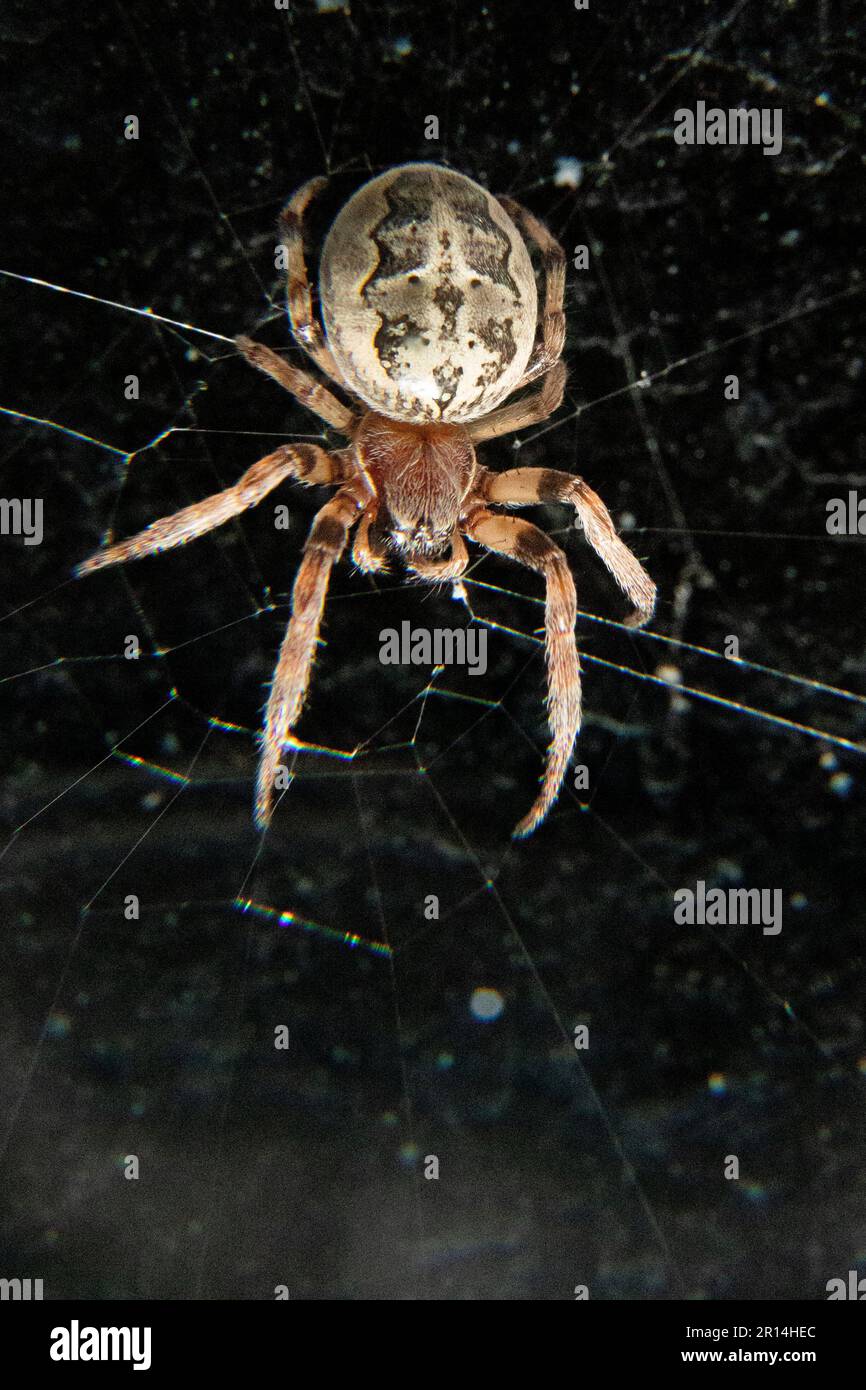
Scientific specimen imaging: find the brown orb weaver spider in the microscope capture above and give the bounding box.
[77,163,656,837]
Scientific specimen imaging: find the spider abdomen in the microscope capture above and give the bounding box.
[320,164,538,426]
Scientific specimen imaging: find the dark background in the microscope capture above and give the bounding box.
[0,0,864,1299]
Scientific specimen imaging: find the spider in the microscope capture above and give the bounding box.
[77,163,656,838]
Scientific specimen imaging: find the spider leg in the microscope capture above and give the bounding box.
[351,505,389,573]
[497,195,566,389]
[464,508,580,839]
[256,485,364,829]
[76,444,350,575]
[482,467,656,627]
[467,361,566,443]
[236,335,357,435]
[279,176,348,387]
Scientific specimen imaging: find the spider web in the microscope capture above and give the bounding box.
[1,0,864,1299]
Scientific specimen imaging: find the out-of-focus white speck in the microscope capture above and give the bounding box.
[470,987,505,1022]
[656,664,682,686]
[554,156,583,189]
[829,771,853,796]
[388,36,413,58]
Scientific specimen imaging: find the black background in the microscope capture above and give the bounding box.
[0,0,864,1300]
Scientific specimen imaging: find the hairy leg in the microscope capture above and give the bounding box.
[467,361,566,443]
[481,467,656,627]
[464,509,580,838]
[236,335,357,435]
[351,506,389,573]
[278,176,346,385]
[497,195,566,388]
[256,486,363,828]
[76,444,349,575]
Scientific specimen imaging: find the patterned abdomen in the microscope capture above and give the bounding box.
[319,163,538,425]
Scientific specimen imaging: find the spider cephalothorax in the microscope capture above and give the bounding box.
[354,412,475,561]
[77,163,656,838]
